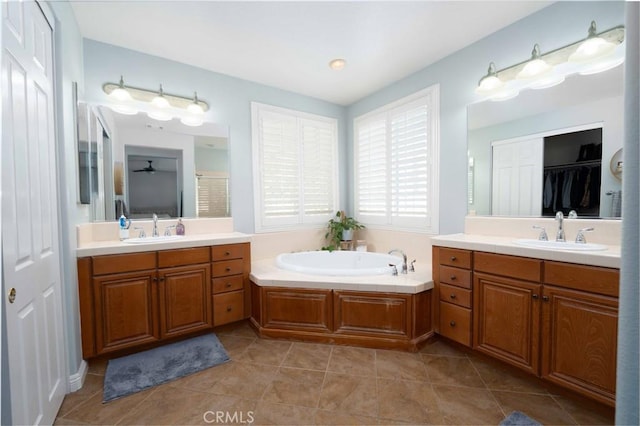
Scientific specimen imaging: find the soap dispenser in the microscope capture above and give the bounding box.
[118,214,131,240]
[176,218,185,236]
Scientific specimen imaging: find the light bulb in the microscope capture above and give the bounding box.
[475,62,504,94]
[151,85,170,109]
[569,21,617,62]
[187,92,204,115]
[109,76,132,102]
[517,44,552,79]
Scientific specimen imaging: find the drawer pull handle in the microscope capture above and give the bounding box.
[542,295,550,302]
[532,294,539,299]
[450,256,457,261]
[226,306,232,312]
[225,251,231,256]
[450,294,456,299]
[226,282,232,288]
[225,267,231,272]
[450,275,456,281]
[449,320,456,327]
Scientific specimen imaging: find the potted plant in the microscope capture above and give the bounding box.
[323,210,365,251]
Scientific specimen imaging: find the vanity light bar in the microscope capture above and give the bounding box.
[476,23,625,101]
[102,82,209,112]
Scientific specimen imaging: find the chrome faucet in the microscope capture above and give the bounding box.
[388,249,407,274]
[555,211,565,242]
[152,213,159,237]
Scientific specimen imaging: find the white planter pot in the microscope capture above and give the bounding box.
[341,229,354,241]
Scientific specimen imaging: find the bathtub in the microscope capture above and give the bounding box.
[276,250,401,276]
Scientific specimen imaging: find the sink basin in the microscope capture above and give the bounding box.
[123,235,185,244]
[514,239,607,251]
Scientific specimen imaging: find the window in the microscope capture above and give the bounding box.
[196,172,230,217]
[354,86,439,233]
[252,102,338,232]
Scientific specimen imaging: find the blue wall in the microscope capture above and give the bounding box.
[82,40,348,233]
[346,1,625,234]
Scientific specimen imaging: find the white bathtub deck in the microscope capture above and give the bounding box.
[250,258,433,294]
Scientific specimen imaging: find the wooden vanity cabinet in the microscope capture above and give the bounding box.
[473,253,543,375]
[433,247,473,346]
[78,243,250,358]
[158,247,212,339]
[541,261,619,406]
[211,243,251,326]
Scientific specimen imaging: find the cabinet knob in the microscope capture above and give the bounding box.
[153,277,158,283]
[532,294,539,299]
[449,320,456,327]
[542,295,550,302]
[226,306,232,312]
[450,275,457,281]
[225,251,231,256]
[225,282,232,288]
[450,256,457,261]
[450,294,456,299]
[225,267,231,272]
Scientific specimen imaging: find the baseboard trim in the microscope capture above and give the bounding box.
[67,360,88,393]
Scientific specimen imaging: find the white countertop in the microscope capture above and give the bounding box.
[250,258,433,294]
[431,233,620,269]
[76,232,251,257]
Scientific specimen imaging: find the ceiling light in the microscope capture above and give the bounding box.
[102,80,209,126]
[329,58,346,71]
[517,44,552,79]
[186,92,204,115]
[151,84,170,109]
[474,21,624,101]
[475,62,504,94]
[569,21,617,63]
[109,76,132,102]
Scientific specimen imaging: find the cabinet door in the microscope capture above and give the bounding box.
[93,270,159,354]
[541,285,617,406]
[474,272,542,374]
[158,264,212,338]
[334,291,411,338]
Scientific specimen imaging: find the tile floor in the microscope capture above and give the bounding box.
[54,321,615,425]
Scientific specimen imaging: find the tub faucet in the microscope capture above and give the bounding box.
[388,249,407,274]
[555,211,565,242]
[152,213,159,237]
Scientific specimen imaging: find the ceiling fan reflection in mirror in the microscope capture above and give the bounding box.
[133,160,156,173]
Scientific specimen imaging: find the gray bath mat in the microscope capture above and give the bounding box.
[500,411,542,426]
[103,333,229,402]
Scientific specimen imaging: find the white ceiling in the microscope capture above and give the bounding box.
[71,1,553,106]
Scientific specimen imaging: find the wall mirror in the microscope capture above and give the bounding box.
[79,104,230,221]
[467,65,623,219]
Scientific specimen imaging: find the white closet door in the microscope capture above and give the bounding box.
[492,138,543,216]
[2,1,66,424]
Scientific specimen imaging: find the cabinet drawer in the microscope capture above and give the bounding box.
[439,302,471,347]
[439,283,472,308]
[212,244,245,261]
[158,247,210,268]
[212,275,244,294]
[474,252,541,282]
[439,248,472,269]
[439,265,472,289]
[544,261,619,297]
[92,252,156,275]
[213,290,244,326]
[212,259,244,277]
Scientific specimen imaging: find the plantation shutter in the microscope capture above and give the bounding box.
[355,86,439,233]
[196,174,229,217]
[252,103,338,231]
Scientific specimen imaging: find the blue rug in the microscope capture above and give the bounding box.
[500,411,542,426]
[103,333,229,402]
